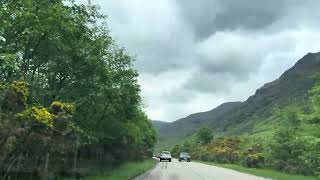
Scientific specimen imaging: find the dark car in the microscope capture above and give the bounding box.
[179,152,191,162]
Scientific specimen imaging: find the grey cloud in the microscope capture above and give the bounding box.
[161,88,196,103]
[90,0,319,76]
[212,0,286,30]
[182,29,300,94]
[177,0,287,39]
[175,0,221,40]
[184,71,234,94]
[133,39,195,74]
[196,52,262,81]
[93,0,196,75]
[84,0,320,121]
[193,31,265,81]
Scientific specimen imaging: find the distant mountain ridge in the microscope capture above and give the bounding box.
[211,52,320,135]
[156,52,320,147]
[152,120,169,133]
[156,101,242,146]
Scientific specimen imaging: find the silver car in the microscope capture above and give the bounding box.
[160,151,172,162]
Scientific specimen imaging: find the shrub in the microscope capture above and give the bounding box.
[190,145,209,161]
[196,127,213,145]
[242,143,265,168]
[17,107,54,127]
[50,101,75,115]
[207,137,241,163]
[299,137,320,176]
[50,101,75,131]
[0,81,28,112]
[243,154,265,168]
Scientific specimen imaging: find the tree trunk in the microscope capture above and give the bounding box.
[73,150,78,177]
[42,152,50,180]
[3,155,18,180]
[17,153,22,172]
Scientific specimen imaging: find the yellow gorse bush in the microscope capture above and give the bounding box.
[50,101,75,115]
[9,81,29,100]
[17,106,54,127]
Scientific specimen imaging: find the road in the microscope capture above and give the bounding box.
[134,159,269,180]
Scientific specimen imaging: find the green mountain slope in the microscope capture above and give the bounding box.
[152,120,169,133]
[157,52,320,146]
[156,101,242,146]
[212,52,320,136]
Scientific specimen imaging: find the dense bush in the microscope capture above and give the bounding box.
[0,81,28,113]
[269,83,320,176]
[241,143,264,168]
[207,137,241,163]
[17,107,54,127]
[0,82,78,179]
[170,140,195,158]
[196,127,213,145]
[299,78,320,176]
[296,137,320,176]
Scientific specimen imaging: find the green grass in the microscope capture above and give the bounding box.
[85,159,157,180]
[199,161,319,180]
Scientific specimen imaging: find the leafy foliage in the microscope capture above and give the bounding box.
[241,143,264,168]
[0,0,156,178]
[0,81,28,112]
[50,101,75,115]
[207,137,241,163]
[17,106,54,127]
[196,127,213,145]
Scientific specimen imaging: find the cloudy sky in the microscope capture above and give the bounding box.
[79,0,320,122]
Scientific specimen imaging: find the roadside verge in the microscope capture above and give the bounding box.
[197,161,318,180]
[85,159,158,180]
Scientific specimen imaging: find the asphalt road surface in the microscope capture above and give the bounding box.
[134,159,269,180]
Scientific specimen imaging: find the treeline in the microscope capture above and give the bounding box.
[171,78,320,177]
[0,0,156,179]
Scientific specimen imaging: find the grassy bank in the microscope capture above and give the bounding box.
[199,161,318,180]
[85,159,157,180]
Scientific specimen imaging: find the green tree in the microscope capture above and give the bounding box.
[196,127,213,145]
[0,0,156,178]
[301,75,320,176]
[308,75,320,124]
[271,106,305,174]
[171,144,181,158]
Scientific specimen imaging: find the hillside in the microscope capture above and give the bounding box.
[157,52,320,146]
[152,120,169,133]
[212,52,320,135]
[156,101,242,146]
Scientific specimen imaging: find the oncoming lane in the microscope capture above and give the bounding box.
[134,159,269,180]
